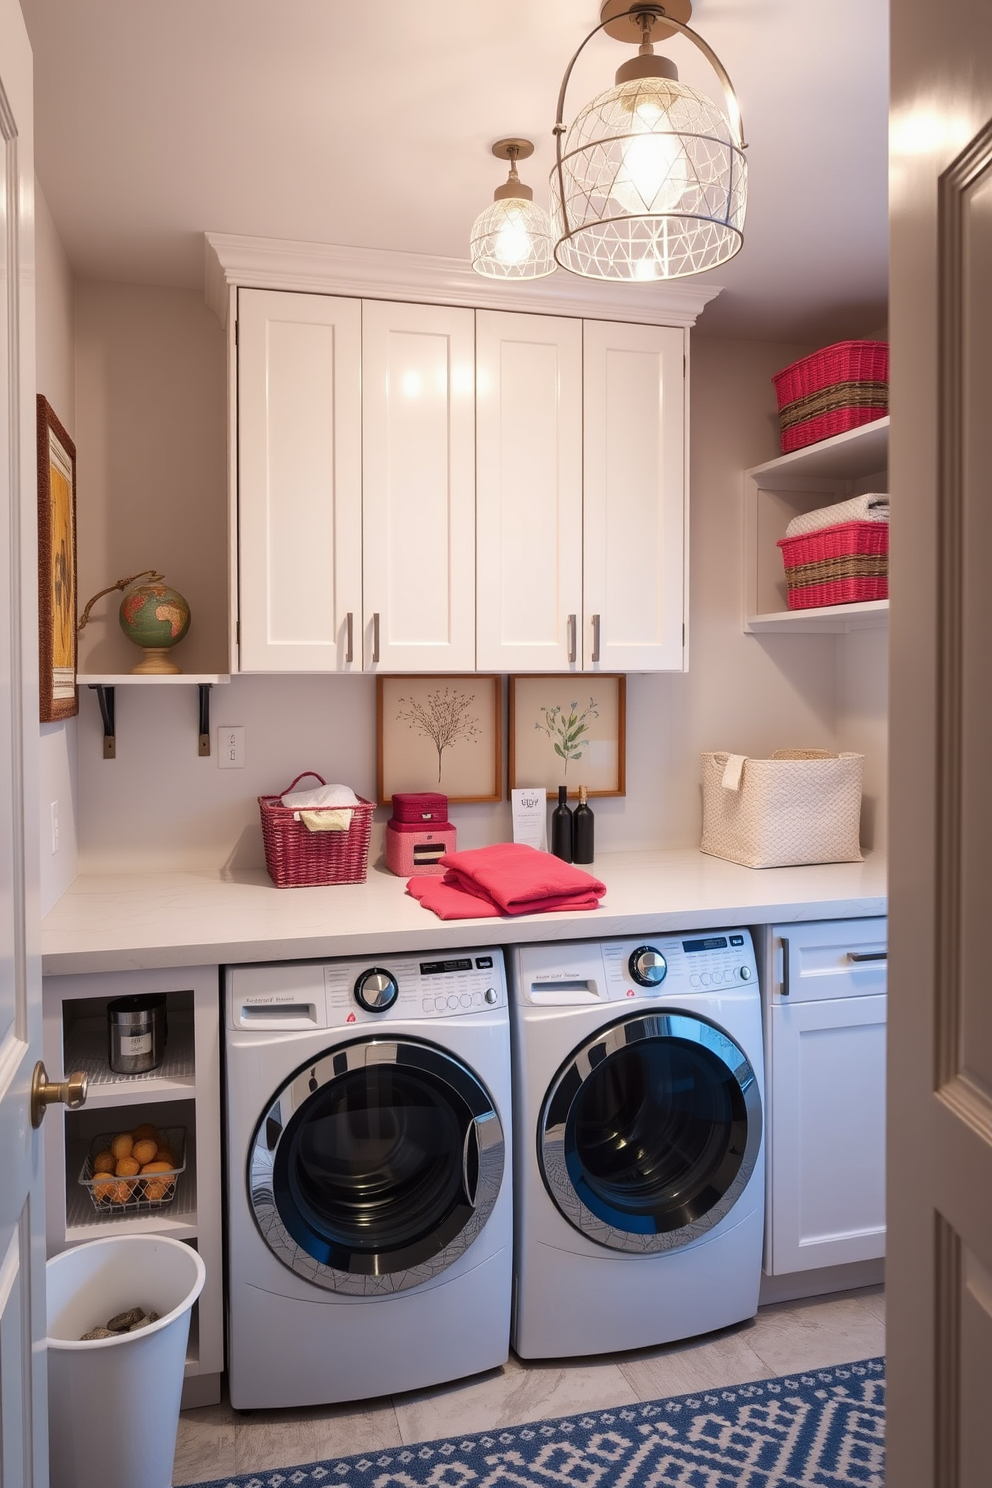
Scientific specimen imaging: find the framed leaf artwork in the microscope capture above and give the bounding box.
[509,674,626,797]
[377,675,503,804]
[37,396,78,722]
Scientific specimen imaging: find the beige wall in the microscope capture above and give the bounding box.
[36,181,78,913]
[68,297,887,875]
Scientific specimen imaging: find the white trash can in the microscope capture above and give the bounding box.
[46,1234,206,1488]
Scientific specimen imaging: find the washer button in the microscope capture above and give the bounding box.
[460,993,473,1008]
[740,966,752,980]
[447,995,459,1009]
[690,974,701,988]
[422,998,434,1013]
[485,987,499,1004]
[701,972,711,987]
[434,997,446,1012]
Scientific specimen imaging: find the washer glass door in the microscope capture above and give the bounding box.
[540,1011,762,1253]
[249,1038,505,1294]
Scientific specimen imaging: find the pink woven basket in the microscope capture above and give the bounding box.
[777,520,889,610]
[258,772,375,887]
[773,340,889,453]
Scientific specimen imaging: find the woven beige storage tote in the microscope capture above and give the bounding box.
[700,749,864,868]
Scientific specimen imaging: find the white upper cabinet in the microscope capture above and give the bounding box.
[238,289,362,672]
[361,301,476,672]
[475,311,583,672]
[583,321,687,672]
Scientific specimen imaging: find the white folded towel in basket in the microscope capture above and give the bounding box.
[785,492,889,538]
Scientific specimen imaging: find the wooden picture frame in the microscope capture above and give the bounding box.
[37,396,78,722]
[509,674,626,797]
[377,675,503,804]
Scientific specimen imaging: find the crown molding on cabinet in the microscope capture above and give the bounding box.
[203,232,722,330]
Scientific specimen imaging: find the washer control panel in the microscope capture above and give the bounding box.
[514,931,757,1007]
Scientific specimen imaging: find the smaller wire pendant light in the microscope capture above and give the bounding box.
[471,138,556,279]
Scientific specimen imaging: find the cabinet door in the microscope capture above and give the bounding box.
[583,321,686,671]
[238,289,362,672]
[362,301,476,672]
[475,311,583,672]
[764,918,888,1275]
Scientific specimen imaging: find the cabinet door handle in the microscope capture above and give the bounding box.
[849,950,887,962]
[567,614,577,665]
[780,936,790,996]
[591,613,601,664]
[345,611,354,665]
[372,612,380,665]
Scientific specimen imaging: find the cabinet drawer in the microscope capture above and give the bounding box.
[770,916,887,1004]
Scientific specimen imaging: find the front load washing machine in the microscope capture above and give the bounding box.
[509,931,764,1358]
[224,948,512,1408]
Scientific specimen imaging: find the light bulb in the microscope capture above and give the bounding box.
[493,203,535,266]
[613,100,685,215]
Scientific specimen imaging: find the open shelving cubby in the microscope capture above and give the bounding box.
[42,964,223,1408]
[744,417,889,634]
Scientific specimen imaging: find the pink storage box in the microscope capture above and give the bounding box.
[390,792,449,824]
[385,820,456,877]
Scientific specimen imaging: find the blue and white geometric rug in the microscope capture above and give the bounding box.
[185,1356,885,1488]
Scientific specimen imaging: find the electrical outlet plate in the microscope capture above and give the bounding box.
[218,726,245,769]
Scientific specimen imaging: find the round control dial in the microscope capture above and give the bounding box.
[354,967,399,1013]
[629,946,668,988]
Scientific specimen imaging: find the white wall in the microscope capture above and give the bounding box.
[36,181,78,912]
[68,294,887,877]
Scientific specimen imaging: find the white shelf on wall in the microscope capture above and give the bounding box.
[79,674,231,685]
[744,418,889,634]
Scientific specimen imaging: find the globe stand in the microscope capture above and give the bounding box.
[130,646,182,676]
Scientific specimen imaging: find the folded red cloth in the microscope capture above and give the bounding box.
[406,876,503,920]
[438,842,606,917]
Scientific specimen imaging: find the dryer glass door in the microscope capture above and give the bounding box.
[249,1038,505,1294]
[540,1011,762,1253]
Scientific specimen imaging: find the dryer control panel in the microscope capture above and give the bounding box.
[514,931,757,1006]
[229,947,506,1030]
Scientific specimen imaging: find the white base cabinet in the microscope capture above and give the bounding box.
[42,966,223,1408]
[760,917,887,1275]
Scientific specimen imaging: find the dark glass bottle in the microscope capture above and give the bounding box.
[551,785,573,862]
[573,785,595,863]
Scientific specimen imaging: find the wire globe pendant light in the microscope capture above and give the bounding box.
[551,0,747,281]
[471,139,556,279]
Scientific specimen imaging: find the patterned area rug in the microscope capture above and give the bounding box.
[185,1356,885,1488]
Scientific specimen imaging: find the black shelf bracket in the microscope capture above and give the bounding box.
[89,685,116,760]
[198,683,212,757]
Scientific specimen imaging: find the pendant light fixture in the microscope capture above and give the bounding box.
[470,138,556,279]
[550,0,747,281]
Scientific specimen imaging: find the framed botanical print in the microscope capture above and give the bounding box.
[37,396,78,722]
[377,674,503,804]
[509,674,626,797]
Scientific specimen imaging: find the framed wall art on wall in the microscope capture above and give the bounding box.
[37,395,78,722]
[377,674,503,804]
[509,674,626,797]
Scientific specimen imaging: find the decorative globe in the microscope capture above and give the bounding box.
[119,582,191,674]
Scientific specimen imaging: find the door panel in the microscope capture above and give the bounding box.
[583,322,686,671]
[475,311,582,671]
[362,301,476,671]
[238,289,362,671]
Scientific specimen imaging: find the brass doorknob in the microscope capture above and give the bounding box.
[31,1062,88,1129]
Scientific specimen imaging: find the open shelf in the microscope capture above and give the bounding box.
[79,674,231,684]
[744,418,889,634]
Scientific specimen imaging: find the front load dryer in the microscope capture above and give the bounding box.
[509,931,764,1359]
[224,948,512,1408]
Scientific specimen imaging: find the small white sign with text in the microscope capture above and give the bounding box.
[511,788,548,852]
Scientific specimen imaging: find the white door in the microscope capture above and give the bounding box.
[362,300,476,672]
[475,310,583,672]
[0,2,48,1482]
[237,288,363,671]
[889,2,992,1480]
[583,320,686,672]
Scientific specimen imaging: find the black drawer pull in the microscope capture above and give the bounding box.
[849,950,887,962]
[780,936,790,996]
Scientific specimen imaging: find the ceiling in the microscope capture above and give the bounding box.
[19,0,889,341]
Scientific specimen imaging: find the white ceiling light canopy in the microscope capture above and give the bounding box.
[551,0,747,282]
[470,138,556,279]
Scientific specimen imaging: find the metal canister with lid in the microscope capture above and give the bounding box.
[106,993,167,1074]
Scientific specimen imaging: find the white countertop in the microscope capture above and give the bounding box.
[40,849,887,976]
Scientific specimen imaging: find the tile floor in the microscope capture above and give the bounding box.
[171,1284,885,1485]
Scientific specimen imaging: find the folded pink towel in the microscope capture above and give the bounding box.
[438,842,606,916]
[406,877,503,920]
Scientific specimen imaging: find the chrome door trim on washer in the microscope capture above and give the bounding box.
[249,1037,505,1295]
[539,1010,762,1254]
